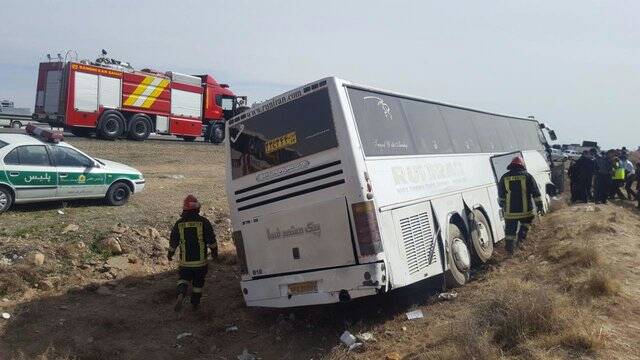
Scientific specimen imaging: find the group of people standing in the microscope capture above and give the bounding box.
[568,147,639,207]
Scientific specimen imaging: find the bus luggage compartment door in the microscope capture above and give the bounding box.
[242,197,356,278]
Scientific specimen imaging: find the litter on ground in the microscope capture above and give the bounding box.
[406,309,424,320]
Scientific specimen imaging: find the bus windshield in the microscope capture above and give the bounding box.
[228,88,338,180]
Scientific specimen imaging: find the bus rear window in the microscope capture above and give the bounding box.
[228,88,338,179]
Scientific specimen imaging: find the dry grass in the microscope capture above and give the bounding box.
[474,281,564,350]
[542,241,601,268]
[14,346,75,360]
[406,280,600,360]
[579,271,621,298]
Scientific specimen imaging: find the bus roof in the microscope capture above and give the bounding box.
[230,77,542,126]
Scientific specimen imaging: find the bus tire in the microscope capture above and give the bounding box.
[10,121,22,129]
[127,114,152,141]
[0,186,13,213]
[181,136,196,142]
[70,127,93,137]
[98,110,125,140]
[211,123,225,144]
[470,209,494,265]
[444,223,471,287]
[105,182,131,206]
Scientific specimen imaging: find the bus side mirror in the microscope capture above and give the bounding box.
[548,130,557,141]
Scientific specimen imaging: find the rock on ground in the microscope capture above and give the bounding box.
[99,238,122,255]
[29,252,45,266]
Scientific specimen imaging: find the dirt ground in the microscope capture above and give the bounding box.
[1,139,640,359]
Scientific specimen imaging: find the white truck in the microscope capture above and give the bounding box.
[0,100,36,128]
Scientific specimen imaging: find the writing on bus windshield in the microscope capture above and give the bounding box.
[229,88,338,180]
[346,87,545,157]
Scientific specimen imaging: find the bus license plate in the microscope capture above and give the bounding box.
[288,281,318,295]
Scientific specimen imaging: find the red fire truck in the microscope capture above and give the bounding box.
[34,55,244,143]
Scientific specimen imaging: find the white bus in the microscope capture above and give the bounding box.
[225,77,556,308]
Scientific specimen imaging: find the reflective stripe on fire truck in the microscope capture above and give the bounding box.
[123,76,170,109]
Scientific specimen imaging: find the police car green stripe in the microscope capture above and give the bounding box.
[0,129,145,213]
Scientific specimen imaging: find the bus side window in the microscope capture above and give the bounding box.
[400,99,453,154]
[438,106,481,153]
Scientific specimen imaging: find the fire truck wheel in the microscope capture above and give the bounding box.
[444,223,470,287]
[0,186,13,213]
[105,182,131,206]
[98,111,125,140]
[181,136,196,142]
[127,114,151,141]
[211,124,225,144]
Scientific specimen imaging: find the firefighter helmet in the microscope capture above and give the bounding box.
[183,195,201,211]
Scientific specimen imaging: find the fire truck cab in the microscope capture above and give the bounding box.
[34,54,241,143]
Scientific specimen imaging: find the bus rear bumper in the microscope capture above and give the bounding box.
[240,262,386,308]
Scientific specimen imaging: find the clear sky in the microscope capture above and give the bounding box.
[1,1,637,149]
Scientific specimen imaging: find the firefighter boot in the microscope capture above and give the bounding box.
[517,223,532,247]
[174,282,188,312]
[191,289,202,311]
[505,240,515,255]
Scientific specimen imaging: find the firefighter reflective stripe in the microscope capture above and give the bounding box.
[177,279,189,286]
[123,76,170,109]
[192,287,203,293]
[177,221,206,267]
[533,196,542,202]
[614,165,625,180]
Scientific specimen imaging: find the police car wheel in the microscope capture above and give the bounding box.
[98,111,125,140]
[444,223,470,287]
[470,210,494,265]
[10,121,22,129]
[0,187,13,213]
[127,114,151,141]
[106,182,131,206]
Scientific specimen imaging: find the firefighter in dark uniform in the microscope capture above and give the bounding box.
[168,195,218,311]
[498,157,544,254]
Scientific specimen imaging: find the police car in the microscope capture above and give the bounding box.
[0,125,145,213]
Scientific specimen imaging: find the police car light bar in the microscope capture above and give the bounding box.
[25,124,64,143]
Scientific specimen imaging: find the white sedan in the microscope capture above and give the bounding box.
[0,131,145,213]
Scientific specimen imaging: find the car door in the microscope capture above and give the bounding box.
[51,145,107,198]
[3,145,57,200]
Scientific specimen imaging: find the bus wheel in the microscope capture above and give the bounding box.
[444,223,471,287]
[211,124,225,144]
[10,121,22,129]
[0,186,13,213]
[470,210,494,265]
[98,110,125,140]
[127,114,151,141]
